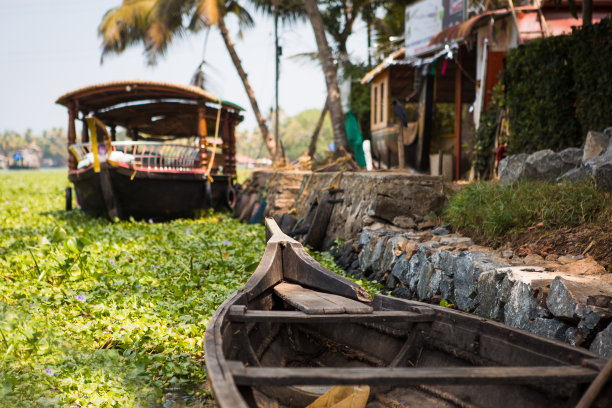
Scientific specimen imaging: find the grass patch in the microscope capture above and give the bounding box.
[444,181,612,244]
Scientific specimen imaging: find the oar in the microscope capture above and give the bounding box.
[575,355,612,408]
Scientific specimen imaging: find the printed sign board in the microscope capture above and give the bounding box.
[405,0,464,57]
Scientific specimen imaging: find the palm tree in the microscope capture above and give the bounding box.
[98,0,279,160]
[303,0,347,154]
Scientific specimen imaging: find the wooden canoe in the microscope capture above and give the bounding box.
[205,219,612,408]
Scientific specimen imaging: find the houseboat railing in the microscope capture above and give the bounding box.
[69,141,222,172]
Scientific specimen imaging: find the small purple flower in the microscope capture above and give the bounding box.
[75,294,86,303]
[186,229,192,234]
[151,265,157,270]
[43,368,54,376]
[109,259,116,266]
[148,218,154,224]
[222,240,230,246]
[103,228,109,233]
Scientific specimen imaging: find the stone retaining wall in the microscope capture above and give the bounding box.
[347,229,612,357]
[243,170,445,248]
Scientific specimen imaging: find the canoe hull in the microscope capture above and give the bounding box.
[205,219,612,408]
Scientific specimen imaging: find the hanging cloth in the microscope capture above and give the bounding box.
[345,110,366,167]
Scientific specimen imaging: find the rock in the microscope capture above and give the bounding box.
[605,127,612,138]
[582,131,610,162]
[392,285,413,300]
[359,234,390,273]
[431,250,456,303]
[558,147,583,171]
[380,235,409,275]
[359,229,392,248]
[385,273,397,291]
[529,318,573,342]
[500,249,514,259]
[392,216,416,229]
[476,269,509,321]
[417,221,435,230]
[546,277,612,340]
[406,246,430,292]
[391,255,411,285]
[417,267,442,301]
[433,227,450,236]
[439,235,473,247]
[557,167,591,184]
[495,267,551,331]
[524,149,565,181]
[585,147,612,191]
[522,254,544,264]
[590,321,612,357]
[454,252,509,312]
[402,241,419,260]
[505,279,539,330]
[499,153,529,186]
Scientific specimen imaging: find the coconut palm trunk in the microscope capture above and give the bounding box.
[303,0,347,155]
[217,16,277,160]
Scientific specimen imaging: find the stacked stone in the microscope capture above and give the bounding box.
[357,229,612,357]
[499,129,612,191]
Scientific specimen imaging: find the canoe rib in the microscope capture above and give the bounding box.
[228,306,435,324]
[228,362,599,386]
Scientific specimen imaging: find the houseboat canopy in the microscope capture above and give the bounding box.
[56,80,244,139]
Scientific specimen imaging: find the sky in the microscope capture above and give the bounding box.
[0,0,368,135]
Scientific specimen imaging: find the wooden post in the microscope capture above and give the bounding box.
[397,124,405,169]
[81,116,89,143]
[198,105,209,169]
[454,48,463,181]
[224,113,236,176]
[68,102,77,170]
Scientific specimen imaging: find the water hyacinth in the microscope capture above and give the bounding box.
[0,170,364,407]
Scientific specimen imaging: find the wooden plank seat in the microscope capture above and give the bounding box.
[228,305,435,324]
[273,282,373,314]
[227,361,599,386]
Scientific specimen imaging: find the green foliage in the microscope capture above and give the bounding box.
[569,19,612,135]
[0,170,266,407]
[444,181,612,243]
[503,18,612,154]
[504,35,580,154]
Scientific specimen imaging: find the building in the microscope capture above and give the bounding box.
[362,0,612,180]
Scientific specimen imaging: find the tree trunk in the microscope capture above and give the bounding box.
[303,0,347,155]
[308,97,329,158]
[217,16,277,160]
[582,0,592,26]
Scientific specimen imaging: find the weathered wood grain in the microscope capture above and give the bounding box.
[228,362,598,386]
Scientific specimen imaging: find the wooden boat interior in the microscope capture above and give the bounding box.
[205,219,611,408]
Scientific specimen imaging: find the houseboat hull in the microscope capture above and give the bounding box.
[69,165,230,220]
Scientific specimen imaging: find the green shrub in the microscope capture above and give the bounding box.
[444,181,611,242]
[569,19,612,134]
[502,18,612,154]
[504,35,580,153]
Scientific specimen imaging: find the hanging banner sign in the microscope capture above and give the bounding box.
[405,0,464,57]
